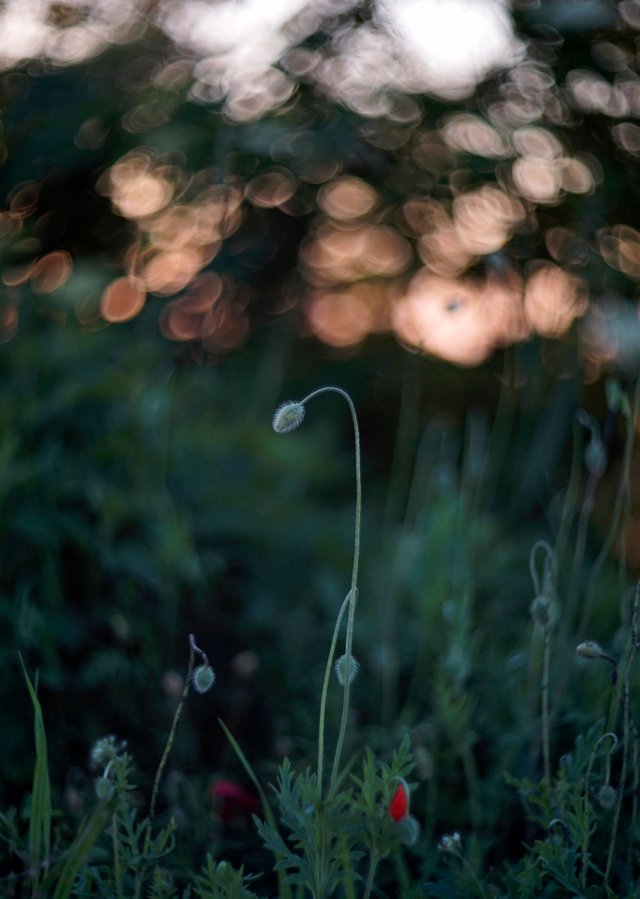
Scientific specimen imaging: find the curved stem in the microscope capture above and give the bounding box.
[298,387,362,796]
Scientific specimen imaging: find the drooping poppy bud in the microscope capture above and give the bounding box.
[389,779,409,822]
[272,401,305,434]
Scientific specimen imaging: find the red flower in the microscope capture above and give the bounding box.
[389,780,409,822]
[210,779,259,823]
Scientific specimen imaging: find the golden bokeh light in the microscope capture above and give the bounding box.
[440,113,509,157]
[0,302,19,343]
[109,153,175,220]
[392,270,527,366]
[301,222,412,285]
[142,248,206,296]
[100,277,147,323]
[597,225,640,280]
[31,251,72,294]
[523,263,587,337]
[317,177,378,221]
[511,156,562,204]
[247,170,298,209]
[612,122,640,156]
[567,70,629,117]
[305,282,392,347]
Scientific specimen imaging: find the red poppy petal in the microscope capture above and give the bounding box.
[389,782,409,822]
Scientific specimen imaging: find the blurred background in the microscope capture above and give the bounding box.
[1,0,640,880]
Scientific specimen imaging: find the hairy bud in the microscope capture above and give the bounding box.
[576,641,605,660]
[335,653,359,686]
[193,664,216,694]
[272,402,305,434]
[598,784,616,810]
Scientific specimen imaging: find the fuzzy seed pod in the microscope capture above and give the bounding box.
[395,814,420,846]
[272,401,305,434]
[598,784,617,810]
[576,641,604,660]
[335,653,359,686]
[193,664,216,694]
[530,595,550,627]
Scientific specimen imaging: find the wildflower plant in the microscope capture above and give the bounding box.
[273,388,363,796]
[252,386,419,897]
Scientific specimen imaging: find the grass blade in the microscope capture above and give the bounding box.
[218,718,292,899]
[19,653,51,892]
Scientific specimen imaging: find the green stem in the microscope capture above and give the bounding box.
[112,813,124,899]
[581,732,617,891]
[296,387,362,798]
[317,592,352,795]
[133,636,196,899]
[577,384,639,642]
[605,580,639,885]
[363,849,380,899]
[542,622,551,785]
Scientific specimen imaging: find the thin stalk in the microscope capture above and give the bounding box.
[605,580,640,885]
[577,386,638,641]
[133,635,198,899]
[542,622,551,785]
[363,849,380,899]
[581,732,617,891]
[628,726,639,871]
[111,813,124,899]
[295,387,362,798]
[317,592,352,795]
[461,744,482,831]
[553,415,583,573]
[529,541,555,783]
[339,833,356,899]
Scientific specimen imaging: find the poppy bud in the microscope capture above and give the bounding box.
[389,779,410,822]
[193,664,216,694]
[272,401,305,434]
[335,653,359,686]
[576,641,604,660]
[598,784,616,810]
[395,814,420,846]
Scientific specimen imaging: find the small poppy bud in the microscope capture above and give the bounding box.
[395,814,420,846]
[389,779,410,822]
[335,654,359,686]
[272,401,305,434]
[598,784,617,810]
[530,596,549,627]
[576,641,604,660]
[193,664,216,694]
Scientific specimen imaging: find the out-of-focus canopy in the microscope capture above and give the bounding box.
[1,0,639,374]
